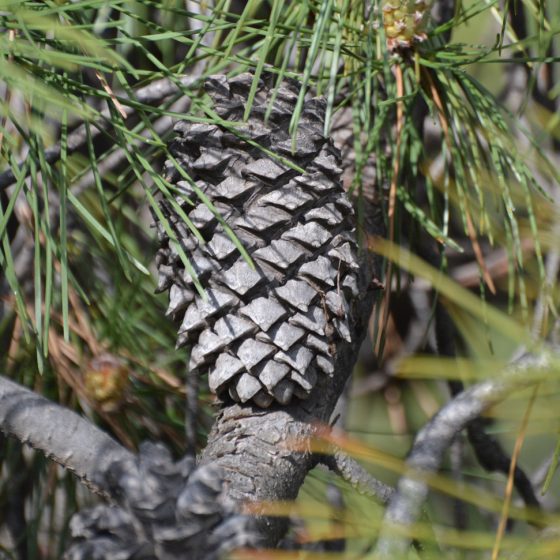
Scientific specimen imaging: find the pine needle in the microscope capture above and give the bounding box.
[375,62,404,358]
[423,67,496,294]
[491,385,539,560]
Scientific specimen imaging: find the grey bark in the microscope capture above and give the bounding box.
[0,374,133,499]
[321,450,394,504]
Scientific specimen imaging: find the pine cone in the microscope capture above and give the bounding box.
[65,443,258,560]
[382,0,430,50]
[155,72,362,407]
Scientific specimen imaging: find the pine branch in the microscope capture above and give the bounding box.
[374,348,558,558]
[320,450,394,504]
[0,375,133,499]
[0,74,201,191]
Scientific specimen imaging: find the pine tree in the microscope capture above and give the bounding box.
[0,1,558,558]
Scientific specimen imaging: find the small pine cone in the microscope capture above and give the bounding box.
[155,72,362,408]
[382,0,430,50]
[65,443,258,560]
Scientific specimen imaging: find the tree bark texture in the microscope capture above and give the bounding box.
[200,277,377,545]
[0,375,133,499]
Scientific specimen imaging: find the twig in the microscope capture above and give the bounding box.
[465,417,540,512]
[375,63,404,357]
[433,0,456,42]
[0,374,133,499]
[373,349,557,558]
[320,450,394,504]
[0,74,201,191]
[321,443,443,558]
[424,68,495,294]
[1,433,30,560]
[423,236,541,513]
[71,96,191,196]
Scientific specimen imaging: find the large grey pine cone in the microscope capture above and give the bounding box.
[155,72,362,407]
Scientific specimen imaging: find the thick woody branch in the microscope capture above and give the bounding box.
[0,375,133,499]
[374,349,559,558]
[200,282,376,546]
